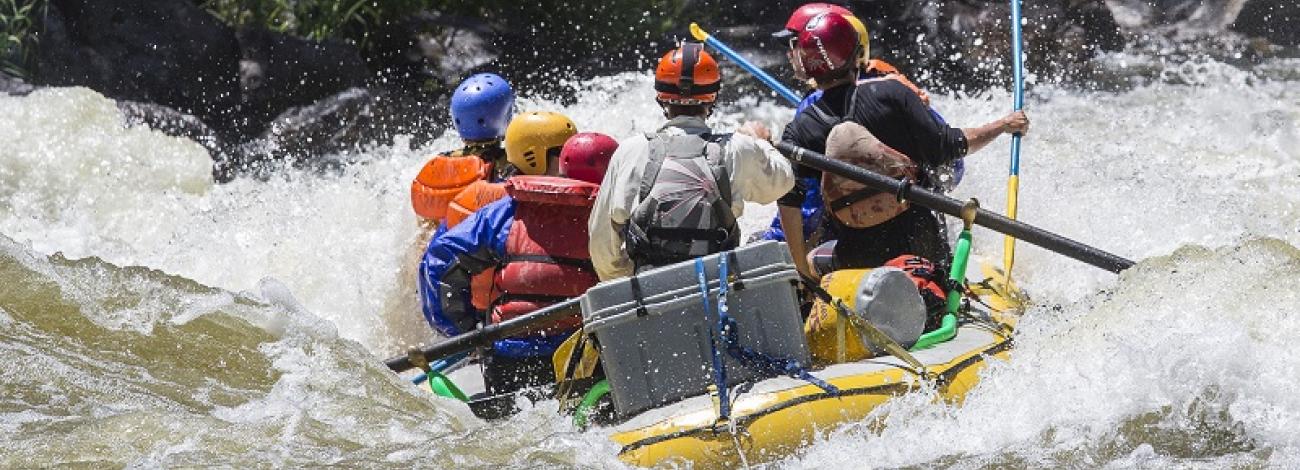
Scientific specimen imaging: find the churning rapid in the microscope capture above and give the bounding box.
[2,57,1298,467]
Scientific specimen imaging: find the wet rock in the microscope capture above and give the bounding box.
[1231,0,1300,46]
[364,11,498,87]
[699,1,1125,92]
[34,0,241,139]
[1,72,36,96]
[237,87,447,173]
[1107,0,1249,32]
[235,27,370,136]
[842,0,1125,91]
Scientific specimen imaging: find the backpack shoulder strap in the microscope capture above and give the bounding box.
[705,134,739,248]
[638,134,670,202]
[705,133,734,214]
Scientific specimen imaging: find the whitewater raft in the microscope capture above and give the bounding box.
[607,271,1022,468]
[436,253,1025,468]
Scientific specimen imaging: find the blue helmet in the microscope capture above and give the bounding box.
[450,73,515,141]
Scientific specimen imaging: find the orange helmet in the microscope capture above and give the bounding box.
[654,42,721,105]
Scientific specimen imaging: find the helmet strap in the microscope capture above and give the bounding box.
[679,42,702,97]
[464,139,502,151]
[660,101,713,120]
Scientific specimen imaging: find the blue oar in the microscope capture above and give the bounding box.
[410,350,470,385]
[1003,0,1026,278]
[690,23,801,105]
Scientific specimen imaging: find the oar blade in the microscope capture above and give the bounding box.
[1003,172,1019,275]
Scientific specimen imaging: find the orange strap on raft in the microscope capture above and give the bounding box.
[410,153,492,221]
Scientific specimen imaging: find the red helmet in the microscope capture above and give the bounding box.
[558,132,618,184]
[792,12,861,81]
[774,3,853,37]
[654,42,722,105]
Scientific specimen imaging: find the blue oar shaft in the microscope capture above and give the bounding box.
[1009,0,1024,175]
[409,350,471,384]
[695,30,801,105]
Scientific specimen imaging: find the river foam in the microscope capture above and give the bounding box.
[2,58,1298,467]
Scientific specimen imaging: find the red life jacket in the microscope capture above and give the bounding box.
[489,176,600,335]
[884,255,947,300]
[884,255,949,330]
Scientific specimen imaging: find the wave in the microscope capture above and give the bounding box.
[1,59,1298,467]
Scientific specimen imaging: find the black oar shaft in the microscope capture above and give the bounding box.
[776,142,1134,273]
[384,297,583,373]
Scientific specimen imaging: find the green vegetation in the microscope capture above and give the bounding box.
[0,0,44,78]
[198,0,695,44]
[199,0,426,47]
[0,0,727,81]
[198,0,698,60]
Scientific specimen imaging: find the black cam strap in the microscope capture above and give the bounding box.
[645,226,732,241]
[827,186,887,211]
[503,254,595,271]
[495,292,573,304]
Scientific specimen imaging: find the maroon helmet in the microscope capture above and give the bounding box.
[773,3,853,37]
[558,132,618,184]
[792,12,861,81]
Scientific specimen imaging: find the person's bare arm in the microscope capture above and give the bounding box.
[962,111,1030,155]
[779,205,816,279]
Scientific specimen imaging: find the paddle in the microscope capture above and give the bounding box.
[776,142,1134,273]
[384,296,583,374]
[690,23,802,105]
[1004,0,1026,278]
[798,276,928,374]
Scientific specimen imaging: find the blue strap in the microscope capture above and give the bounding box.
[696,258,730,419]
[716,254,733,419]
[720,315,840,396]
[714,251,840,397]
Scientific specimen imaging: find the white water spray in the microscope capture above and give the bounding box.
[1,58,1298,467]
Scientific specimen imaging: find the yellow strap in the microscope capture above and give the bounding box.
[832,298,928,374]
[835,311,846,364]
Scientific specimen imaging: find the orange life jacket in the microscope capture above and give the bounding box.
[488,176,600,336]
[447,180,509,228]
[863,59,930,105]
[410,148,493,222]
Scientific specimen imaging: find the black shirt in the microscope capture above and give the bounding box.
[780,79,967,203]
[779,79,967,268]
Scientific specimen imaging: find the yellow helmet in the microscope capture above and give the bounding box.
[505,111,578,175]
[842,14,870,61]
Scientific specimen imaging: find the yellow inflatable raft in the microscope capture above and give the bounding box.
[606,266,1024,468]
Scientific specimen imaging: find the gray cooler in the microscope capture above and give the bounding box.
[582,241,810,417]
